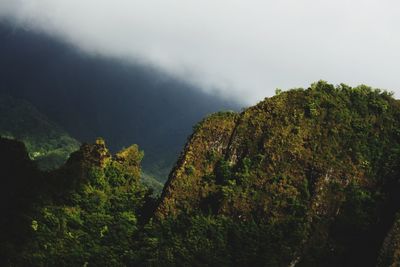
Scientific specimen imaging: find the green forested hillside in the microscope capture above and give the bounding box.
[0,94,80,170]
[3,82,400,266]
[154,81,400,266]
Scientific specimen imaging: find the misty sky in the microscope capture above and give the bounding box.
[1,0,399,104]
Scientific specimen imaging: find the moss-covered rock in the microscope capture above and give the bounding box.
[155,111,238,218]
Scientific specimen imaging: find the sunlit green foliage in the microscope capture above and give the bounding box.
[154,81,400,266]
[2,140,154,266]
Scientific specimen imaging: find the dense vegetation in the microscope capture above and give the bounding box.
[0,138,156,266]
[2,82,400,266]
[155,81,400,266]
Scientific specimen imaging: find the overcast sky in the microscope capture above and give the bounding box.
[1,0,399,104]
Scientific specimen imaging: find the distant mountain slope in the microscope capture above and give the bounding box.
[0,94,163,192]
[0,94,80,170]
[0,21,239,181]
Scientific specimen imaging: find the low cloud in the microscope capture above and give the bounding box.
[1,0,399,104]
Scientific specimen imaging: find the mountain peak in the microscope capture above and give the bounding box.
[155,82,400,265]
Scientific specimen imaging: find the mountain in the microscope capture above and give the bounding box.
[154,81,400,266]
[0,21,239,182]
[0,94,80,170]
[3,82,400,266]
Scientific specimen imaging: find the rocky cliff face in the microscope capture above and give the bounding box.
[156,81,400,265]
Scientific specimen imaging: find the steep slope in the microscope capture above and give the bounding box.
[0,94,80,170]
[156,111,239,217]
[0,21,239,181]
[155,81,400,266]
